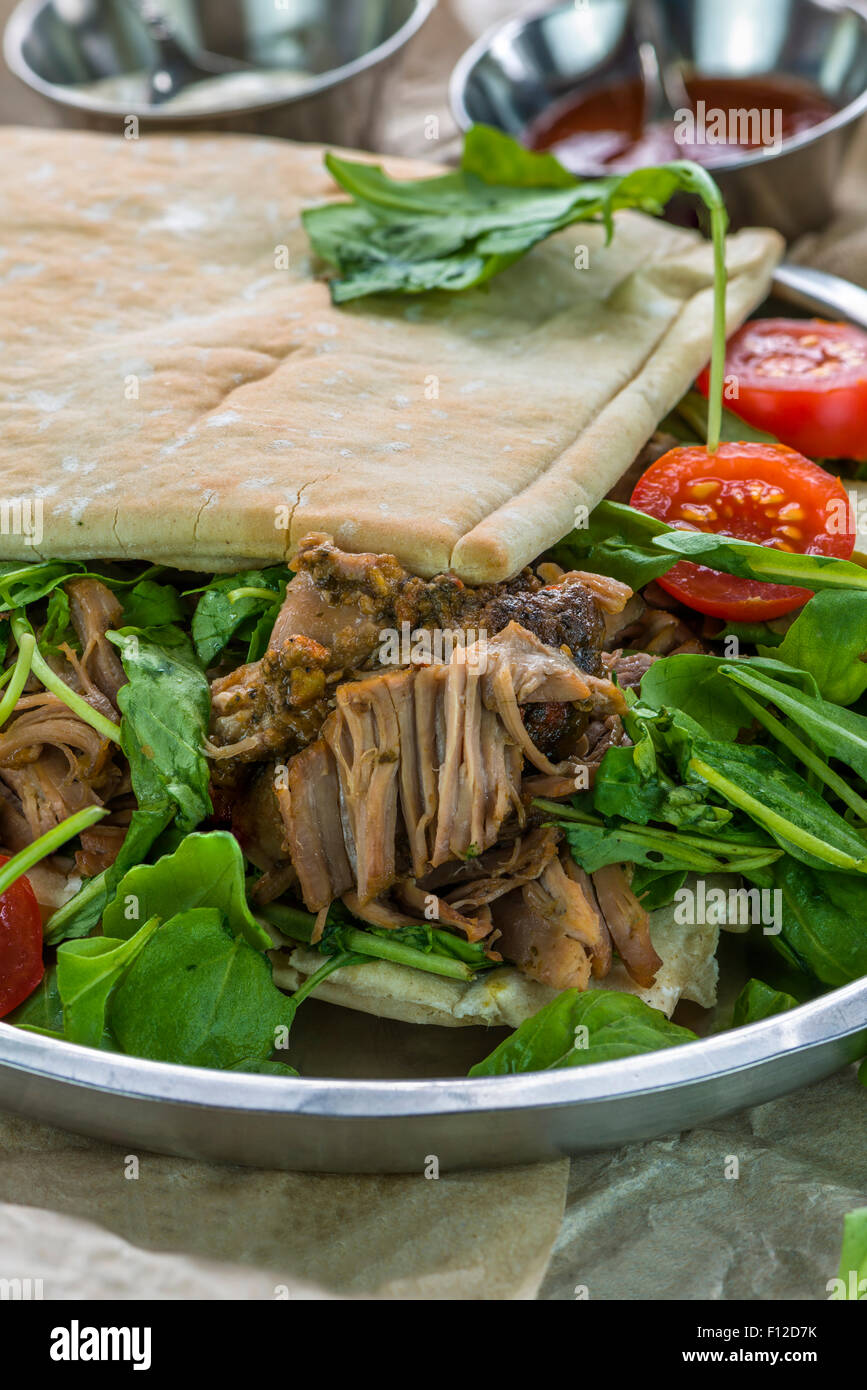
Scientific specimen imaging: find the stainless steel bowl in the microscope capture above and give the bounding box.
[451,0,867,240]
[4,0,436,146]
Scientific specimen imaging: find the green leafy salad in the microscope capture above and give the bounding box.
[1,126,867,1084]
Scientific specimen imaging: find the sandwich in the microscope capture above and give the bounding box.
[2,125,864,1075]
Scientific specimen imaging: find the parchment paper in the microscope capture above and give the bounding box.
[0,0,865,1302]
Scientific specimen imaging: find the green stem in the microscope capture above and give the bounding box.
[11,613,121,744]
[729,686,867,824]
[667,162,728,453]
[689,756,867,874]
[286,951,367,1012]
[0,805,107,899]
[262,902,478,982]
[228,587,278,604]
[534,799,781,864]
[0,632,35,729]
[44,868,108,943]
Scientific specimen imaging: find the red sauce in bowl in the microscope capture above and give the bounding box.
[526,74,836,173]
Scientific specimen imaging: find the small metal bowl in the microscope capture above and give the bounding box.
[451,0,867,239]
[4,0,436,147]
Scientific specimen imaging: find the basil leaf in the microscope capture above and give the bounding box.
[469,989,696,1076]
[731,978,797,1026]
[103,831,270,951]
[108,908,293,1069]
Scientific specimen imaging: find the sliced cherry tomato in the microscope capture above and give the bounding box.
[630,441,855,621]
[697,318,867,461]
[0,856,44,1018]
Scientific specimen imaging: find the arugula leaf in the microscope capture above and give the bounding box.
[228,1057,299,1077]
[653,527,867,592]
[56,916,160,1049]
[592,730,731,831]
[759,591,867,706]
[768,857,867,987]
[102,831,270,951]
[191,567,289,667]
[39,589,75,656]
[45,631,212,944]
[5,966,63,1033]
[108,630,211,834]
[469,988,696,1076]
[731,978,797,1026]
[120,579,184,632]
[552,501,675,589]
[305,125,727,306]
[0,561,85,611]
[555,499,867,596]
[560,816,774,875]
[108,908,294,1069]
[637,654,752,741]
[831,1209,867,1300]
[688,738,867,873]
[720,662,867,784]
[629,864,688,911]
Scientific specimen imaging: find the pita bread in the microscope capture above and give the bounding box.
[269,889,723,1029]
[0,127,782,581]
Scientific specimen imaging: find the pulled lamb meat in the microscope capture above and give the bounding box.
[0,578,132,867]
[206,535,664,994]
[65,578,127,712]
[491,853,659,991]
[277,623,620,912]
[208,533,544,778]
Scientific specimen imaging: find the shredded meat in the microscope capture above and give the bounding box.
[65,578,126,710]
[603,650,657,691]
[484,575,614,675]
[75,825,127,877]
[591,863,662,988]
[490,851,611,991]
[278,624,621,913]
[206,533,597,780]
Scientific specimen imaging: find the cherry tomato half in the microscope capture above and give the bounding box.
[0,856,44,1018]
[630,441,855,621]
[697,319,867,461]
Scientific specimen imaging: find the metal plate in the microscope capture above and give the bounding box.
[1,262,866,1173]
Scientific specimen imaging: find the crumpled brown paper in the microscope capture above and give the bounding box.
[540,1067,867,1301]
[0,1111,568,1299]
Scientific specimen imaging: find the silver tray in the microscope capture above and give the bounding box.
[1,263,866,1173]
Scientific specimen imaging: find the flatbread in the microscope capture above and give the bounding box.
[0,127,783,581]
[269,892,723,1028]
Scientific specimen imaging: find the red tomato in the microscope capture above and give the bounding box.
[697,319,867,461]
[630,442,855,620]
[0,856,44,1018]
